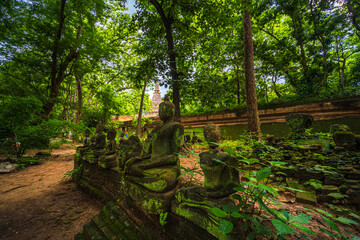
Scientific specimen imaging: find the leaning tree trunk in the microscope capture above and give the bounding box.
[242,1,261,140]
[42,1,81,117]
[149,0,181,122]
[136,72,149,136]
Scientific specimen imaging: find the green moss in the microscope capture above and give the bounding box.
[141,198,163,215]
[143,180,167,192]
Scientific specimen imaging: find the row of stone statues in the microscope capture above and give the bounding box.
[76,96,240,198]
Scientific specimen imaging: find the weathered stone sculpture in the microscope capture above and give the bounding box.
[334,131,356,151]
[172,123,242,239]
[118,135,142,169]
[85,121,106,164]
[286,113,313,138]
[98,129,118,169]
[200,123,239,197]
[75,129,91,170]
[123,95,184,214]
[125,96,184,192]
[77,129,91,156]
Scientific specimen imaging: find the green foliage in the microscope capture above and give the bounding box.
[304,179,323,190]
[159,212,168,227]
[177,150,203,186]
[63,164,83,181]
[16,156,45,169]
[305,208,359,239]
[190,139,359,239]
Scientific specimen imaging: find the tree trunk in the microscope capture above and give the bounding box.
[42,8,82,117]
[75,75,82,123]
[149,0,181,122]
[242,1,261,140]
[136,72,149,136]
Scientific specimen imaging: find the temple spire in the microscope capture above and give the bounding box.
[151,80,162,115]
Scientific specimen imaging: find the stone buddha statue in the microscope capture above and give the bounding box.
[85,121,106,164]
[98,128,118,168]
[124,95,184,193]
[77,129,91,156]
[171,123,242,239]
[199,123,239,198]
[75,129,91,170]
[118,135,142,170]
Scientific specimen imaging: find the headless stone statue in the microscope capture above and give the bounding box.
[172,123,242,239]
[85,121,106,164]
[199,123,239,198]
[98,129,117,168]
[124,95,184,193]
[118,135,142,169]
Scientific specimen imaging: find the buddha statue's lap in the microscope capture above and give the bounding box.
[124,96,183,193]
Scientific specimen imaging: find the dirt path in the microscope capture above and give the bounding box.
[0,144,102,240]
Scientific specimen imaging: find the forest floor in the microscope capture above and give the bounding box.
[0,144,359,240]
[0,143,103,240]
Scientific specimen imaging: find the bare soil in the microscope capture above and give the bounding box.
[0,144,103,240]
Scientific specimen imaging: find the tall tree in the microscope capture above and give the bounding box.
[242,0,261,140]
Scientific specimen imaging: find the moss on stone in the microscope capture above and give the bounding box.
[143,180,167,192]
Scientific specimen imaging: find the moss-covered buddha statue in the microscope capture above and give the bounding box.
[200,123,239,198]
[85,121,106,164]
[98,128,118,168]
[118,135,142,170]
[124,95,184,193]
[171,123,242,239]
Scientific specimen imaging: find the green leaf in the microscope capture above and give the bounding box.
[219,219,233,234]
[289,213,312,224]
[231,212,243,218]
[335,217,359,225]
[271,219,294,235]
[232,193,243,200]
[350,212,360,220]
[322,216,341,234]
[298,234,313,240]
[279,209,290,221]
[212,158,225,164]
[222,205,233,213]
[318,226,338,238]
[247,158,259,164]
[290,222,315,234]
[258,184,278,197]
[283,187,307,193]
[254,167,271,182]
[210,208,227,218]
[315,208,333,218]
[327,192,347,199]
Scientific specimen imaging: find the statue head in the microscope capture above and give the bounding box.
[203,123,221,149]
[159,94,175,122]
[107,128,117,140]
[84,129,90,137]
[96,121,104,133]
